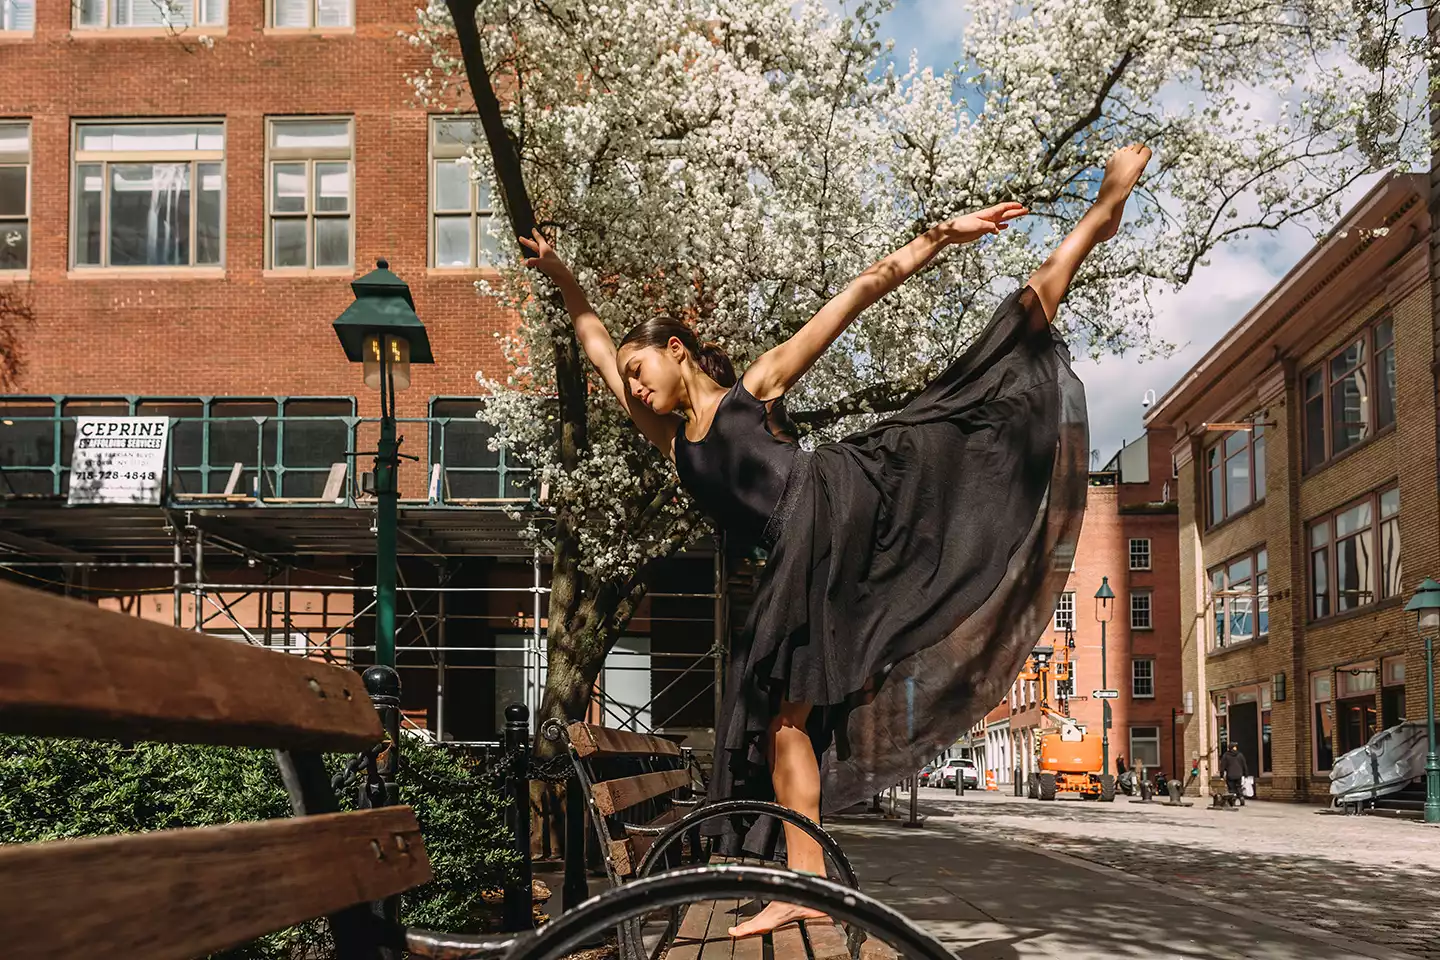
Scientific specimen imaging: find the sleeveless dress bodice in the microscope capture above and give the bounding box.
[674,380,803,550]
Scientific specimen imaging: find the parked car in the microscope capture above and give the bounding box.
[934,758,980,789]
[918,763,938,786]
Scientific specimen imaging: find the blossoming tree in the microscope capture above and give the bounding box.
[410,0,1431,727]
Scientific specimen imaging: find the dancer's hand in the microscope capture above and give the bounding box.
[939,202,1028,245]
[518,229,573,282]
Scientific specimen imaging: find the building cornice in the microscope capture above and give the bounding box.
[1143,172,1428,433]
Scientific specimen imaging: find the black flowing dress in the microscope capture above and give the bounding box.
[674,284,1088,859]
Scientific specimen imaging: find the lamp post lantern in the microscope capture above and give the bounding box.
[1095,576,1115,781]
[1404,577,1440,824]
[332,259,434,672]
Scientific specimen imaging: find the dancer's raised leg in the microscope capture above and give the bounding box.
[727,700,829,938]
[1026,143,1151,325]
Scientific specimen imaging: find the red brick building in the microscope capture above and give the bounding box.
[963,434,1184,789]
[0,0,721,744]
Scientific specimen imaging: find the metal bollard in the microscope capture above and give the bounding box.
[502,703,535,931]
[903,775,925,828]
[361,665,402,809]
[361,665,402,960]
[955,766,964,797]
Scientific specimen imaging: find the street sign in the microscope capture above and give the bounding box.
[1092,689,1120,699]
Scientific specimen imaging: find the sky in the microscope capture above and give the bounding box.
[875,0,1390,465]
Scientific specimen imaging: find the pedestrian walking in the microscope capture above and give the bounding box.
[1218,743,1248,806]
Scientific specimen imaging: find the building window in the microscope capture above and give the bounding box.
[1130,590,1152,630]
[1335,663,1378,757]
[1129,726,1161,769]
[1208,547,1267,649]
[1312,671,1334,773]
[1204,422,1265,527]
[428,399,532,500]
[266,118,353,270]
[1132,658,1154,698]
[72,121,224,269]
[1381,655,1406,729]
[1128,538,1151,571]
[270,0,351,27]
[1303,316,1396,471]
[1053,591,1075,632]
[430,117,500,269]
[1261,682,1272,774]
[1308,486,1400,621]
[0,122,28,271]
[76,0,225,29]
[2,0,34,30]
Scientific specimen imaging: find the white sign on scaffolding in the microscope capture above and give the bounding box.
[67,417,170,505]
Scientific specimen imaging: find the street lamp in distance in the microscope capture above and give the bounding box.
[1095,576,1115,785]
[1403,577,1440,824]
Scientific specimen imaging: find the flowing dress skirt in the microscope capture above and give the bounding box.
[707,283,1089,858]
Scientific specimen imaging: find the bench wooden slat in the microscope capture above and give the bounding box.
[667,899,718,960]
[0,806,430,960]
[0,580,382,750]
[803,921,850,960]
[731,914,763,960]
[772,920,808,960]
[568,721,683,758]
[591,767,692,816]
[608,806,682,876]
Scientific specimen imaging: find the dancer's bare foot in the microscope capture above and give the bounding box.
[1092,143,1151,241]
[728,901,829,939]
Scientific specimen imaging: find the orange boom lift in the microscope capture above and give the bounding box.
[1019,641,1116,802]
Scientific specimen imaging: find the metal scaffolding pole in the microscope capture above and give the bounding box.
[437,572,447,742]
[531,546,543,717]
[192,529,204,633]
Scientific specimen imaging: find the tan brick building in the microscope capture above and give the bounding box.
[1145,171,1438,801]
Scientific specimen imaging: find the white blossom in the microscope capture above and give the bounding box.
[408,0,1429,584]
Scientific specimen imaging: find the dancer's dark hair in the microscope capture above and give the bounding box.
[619,317,736,387]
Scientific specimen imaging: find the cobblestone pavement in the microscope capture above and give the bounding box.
[907,787,1440,958]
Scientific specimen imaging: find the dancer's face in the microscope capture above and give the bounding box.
[617,340,685,416]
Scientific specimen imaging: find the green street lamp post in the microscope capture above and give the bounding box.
[333,259,434,675]
[1095,577,1115,786]
[1404,577,1440,824]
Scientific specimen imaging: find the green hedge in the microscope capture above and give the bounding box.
[0,734,519,958]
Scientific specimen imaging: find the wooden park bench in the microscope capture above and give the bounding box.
[0,579,945,960]
[548,720,896,960]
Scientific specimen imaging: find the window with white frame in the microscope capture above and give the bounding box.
[1132,658,1154,698]
[2,0,35,30]
[1130,590,1152,630]
[430,117,500,268]
[1054,591,1075,632]
[1129,726,1161,768]
[72,121,224,269]
[266,118,353,270]
[76,0,225,29]
[1129,538,1151,570]
[0,122,28,271]
[270,0,351,27]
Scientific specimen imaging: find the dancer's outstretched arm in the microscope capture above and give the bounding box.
[519,231,680,450]
[744,202,1028,400]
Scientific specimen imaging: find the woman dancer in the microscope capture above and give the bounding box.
[522,144,1151,937]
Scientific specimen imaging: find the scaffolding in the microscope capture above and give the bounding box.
[0,408,731,743]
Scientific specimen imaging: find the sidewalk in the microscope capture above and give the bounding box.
[825,793,1431,960]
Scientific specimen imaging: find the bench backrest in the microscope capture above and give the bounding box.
[0,579,433,959]
[562,721,696,880]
